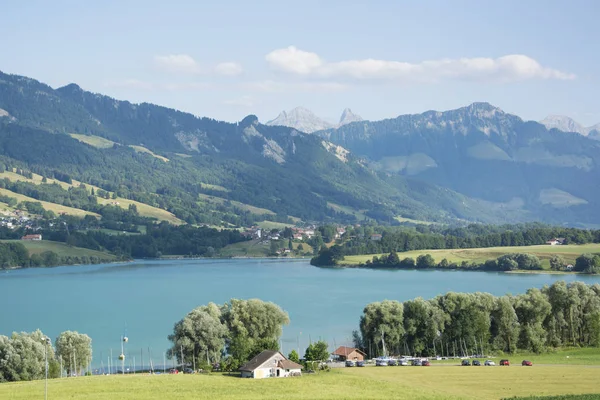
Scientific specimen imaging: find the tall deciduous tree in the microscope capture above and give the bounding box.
[168,303,227,365]
[55,331,92,375]
[360,300,405,357]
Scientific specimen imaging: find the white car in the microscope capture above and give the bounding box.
[484,360,495,366]
[399,360,409,366]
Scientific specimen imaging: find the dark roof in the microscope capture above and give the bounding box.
[278,359,303,370]
[332,346,366,356]
[239,350,281,372]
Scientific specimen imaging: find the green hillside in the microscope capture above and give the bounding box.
[1,240,117,260]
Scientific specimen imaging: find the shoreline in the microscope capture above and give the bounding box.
[331,263,588,275]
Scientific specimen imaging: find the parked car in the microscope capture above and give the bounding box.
[472,360,481,366]
[388,359,398,366]
[412,359,422,366]
[522,360,533,366]
[183,368,195,374]
[461,359,471,366]
[422,360,431,366]
[399,359,409,366]
[345,360,355,367]
[356,361,365,367]
[500,359,510,366]
[484,360,495,366]
[169,369,179,374]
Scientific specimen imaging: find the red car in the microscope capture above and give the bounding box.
[169,369,179,374]
[522,360,533,366]
[422,360,431,366]
[500,359,510,366]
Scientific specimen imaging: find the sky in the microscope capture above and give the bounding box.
[1,0,599,125]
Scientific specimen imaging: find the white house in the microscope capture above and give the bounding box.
[239,350,302,379]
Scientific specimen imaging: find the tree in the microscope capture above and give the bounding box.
[360,300,405,357]
[0,330,57,382]
[497,255,518,271]
[168,303,227,365]
[288,349,299,363]
[221,299,289,364]
[490,296,519,353]
[416,254,435,268]
[305,340,329,362]
[549,255,565,271]
[55,331,92,375]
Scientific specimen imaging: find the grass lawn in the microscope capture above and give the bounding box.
[0,240,117,260]
[218,239,271,257]
[256,220,295,230]
[0,188,99,218]
[1,364,599,400]
[341,244,600,269]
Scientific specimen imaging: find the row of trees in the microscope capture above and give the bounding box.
[0,242,116,269]
[363,252,543,272]
[168,299,289,371]
[354,281,600,358]
[332,223,600,258]
[0,330,92,382]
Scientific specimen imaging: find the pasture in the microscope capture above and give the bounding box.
[1,363,599,400]
[0,240,117,260]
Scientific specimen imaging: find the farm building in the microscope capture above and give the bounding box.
[239,350,302,379]
[21,234,42,241]
[332,346,366,362]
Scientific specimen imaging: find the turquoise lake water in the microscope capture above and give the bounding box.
[2,258,600,369]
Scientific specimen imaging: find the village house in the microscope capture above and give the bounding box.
[239,350,302,379]
[292,233,303,240]
[21,234,42,241]
[331,346,366,362]
[370,233,382,241]
[546,238,565,246]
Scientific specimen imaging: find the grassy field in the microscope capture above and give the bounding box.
[256,220,295,230]
[0,240,117,260]
[0,188,99,218]
[218,239,313,257]
[1,364,599,400]
[128,145,170,162]
[70,133,116,149]
[96,198,183,225]
[341,244,600,268]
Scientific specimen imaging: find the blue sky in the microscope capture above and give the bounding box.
[1,0,598,125]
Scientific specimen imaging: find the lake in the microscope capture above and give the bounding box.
[2,258,600,369]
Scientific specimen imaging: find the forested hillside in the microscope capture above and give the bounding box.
[0,71,513,226]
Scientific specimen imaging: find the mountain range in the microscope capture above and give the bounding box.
[1,70,600,227]
[539,115,600,139]
[266,107,362,133]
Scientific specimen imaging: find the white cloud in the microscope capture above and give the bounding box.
[265,47,575,82]
[223,95,256,107]
[215,62,243,76]
[243,80,348,93]
[154,54,201,74]
[265,46,323,74]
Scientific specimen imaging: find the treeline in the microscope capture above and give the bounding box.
[363,252,545,272]
[354,281,600,359]
[0,330,92,382]
[0,242,117,269]
[339,223,600,256]
[311,223,600,267]
[44,223,248,258]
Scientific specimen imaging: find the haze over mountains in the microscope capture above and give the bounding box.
[1,70,600,227]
